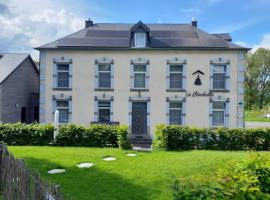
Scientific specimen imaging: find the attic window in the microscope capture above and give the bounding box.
[134,33,146,47]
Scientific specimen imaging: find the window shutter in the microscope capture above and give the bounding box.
[182,64,187,90]
[209,65,213,90]
[225,101,229,128]
[145,64,150,89]
[53,63,58,88]
[209,101,213,127]
[68,63,72,88]
[130,64,134,89]
[111,64,114,89]
[95,64,99,88]
[226,64,230,90]
[94,99,98,121]
[166,64,170,90]
[181,101,186,125]
[166,101,169,124]
[110,101,113,122]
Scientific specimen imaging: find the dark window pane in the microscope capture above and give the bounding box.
[98,64,111,71]
[57,101,69,107]
[169,110,182,125]
[170,73,182,89]
[99,72,111,88]
[134,65,146,72]
[170,65,183,72]
[57,64,69,71]
[134,74,145,88]
[58,72,69,87]
[213,73,225,89]
[98,101,110,123]
[21,107,27,123]
[213,102,225,109]
[213,65,226,73]
[98,101,110,107]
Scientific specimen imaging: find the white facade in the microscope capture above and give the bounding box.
[39,49,245,139]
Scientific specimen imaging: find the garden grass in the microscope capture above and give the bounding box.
[9,146,270,200]
[245,109,270,122]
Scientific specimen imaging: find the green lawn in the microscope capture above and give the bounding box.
[9,146,270,200]
[245,109,270,122]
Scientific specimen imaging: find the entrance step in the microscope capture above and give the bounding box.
[133,146,152,152]
[130,138,152,149]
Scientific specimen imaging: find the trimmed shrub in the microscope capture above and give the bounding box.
[0,123,54,145]
[0,123,131,149]
[154,125,270,151]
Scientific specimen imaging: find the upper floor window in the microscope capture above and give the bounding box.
[212,101,225,126]
[169,65,183,89]
[98,101,111,123]
[213,65,226,90]
[169,102,182,125]
[134,33,146,47]
[134,65,146,88]
[98,64,111,88]
[57,64,69,88]
[57,100,69,123]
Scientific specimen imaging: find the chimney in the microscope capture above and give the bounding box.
[85,18,93,28]
[191,17,197,27]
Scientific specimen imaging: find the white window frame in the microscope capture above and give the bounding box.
[57,64,70,88]
[212,101,225,127]
[134,33,146,47]
[98,101,111,123]
[169,65,183,89]
[169,101,182,125]
[213,65,226,90]
[56,100,69,123]
[98,64,111,88]
[133,65,147,89]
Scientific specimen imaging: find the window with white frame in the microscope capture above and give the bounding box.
[56,100,69,123]
[169,65,183,89]
[98,64,111,88]
[212,101,225,126]
[57,64,69,88]
[169,101,182,125]
[134,33,146,47]
[98,101,110,123]
[213,65,226,89]
[134,65,146,88]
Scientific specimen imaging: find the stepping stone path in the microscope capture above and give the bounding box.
[126,153,137,157]
[48,169,66,174]
[77,163,94,168]
[102,157,116,161]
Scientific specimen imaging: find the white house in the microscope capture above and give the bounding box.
[36,19,249,145]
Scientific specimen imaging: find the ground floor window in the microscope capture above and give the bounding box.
[56,100,69,123]
[212,101,225,126]
[169,101,182,125]
[98,101,110,123]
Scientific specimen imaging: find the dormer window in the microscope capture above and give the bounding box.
[135,33,146,47]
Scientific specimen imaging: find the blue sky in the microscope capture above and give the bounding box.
[1,0,270,59]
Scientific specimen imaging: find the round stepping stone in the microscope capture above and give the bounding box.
[126,153,137,157]
[48,169,66,174]
[102,157,116,161]
[77,163,94,168]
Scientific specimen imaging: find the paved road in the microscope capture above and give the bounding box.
[245,122,270,128]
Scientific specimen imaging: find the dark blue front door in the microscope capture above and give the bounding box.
[132,102,147,135]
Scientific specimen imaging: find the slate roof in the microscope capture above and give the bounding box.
[36,22,249,50]
[0,53,37,84]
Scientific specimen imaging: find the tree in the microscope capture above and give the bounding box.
[245,48,270,109]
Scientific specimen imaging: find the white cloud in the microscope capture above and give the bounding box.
[235,41,248,47]
[0,0,85,60]
[252,34,270,52]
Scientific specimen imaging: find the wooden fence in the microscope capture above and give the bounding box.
[0,143,64,200]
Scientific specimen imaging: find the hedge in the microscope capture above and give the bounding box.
[153,124,270,151]
[0,123,130,149]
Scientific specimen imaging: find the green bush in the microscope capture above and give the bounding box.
[0,123,131,149]
[154,125,270,151]
[172,154,270,200]
[0,123,54,145]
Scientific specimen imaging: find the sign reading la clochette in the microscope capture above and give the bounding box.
[185,91,214,98]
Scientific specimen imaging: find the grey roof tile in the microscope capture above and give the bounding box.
[36,22,249,50]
